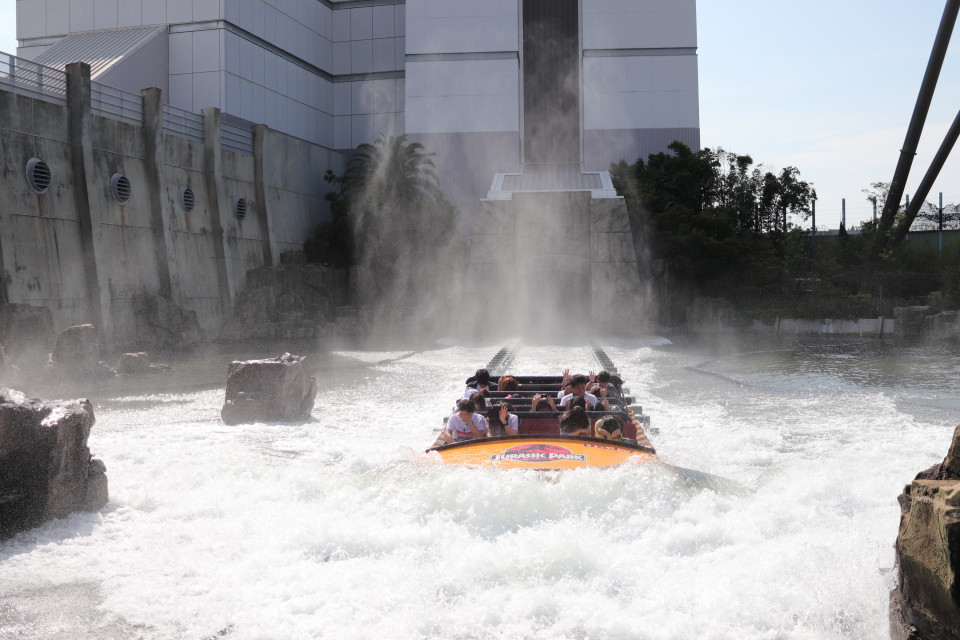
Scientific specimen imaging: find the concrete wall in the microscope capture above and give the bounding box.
[0,63,345,347]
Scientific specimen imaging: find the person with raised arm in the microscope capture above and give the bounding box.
[530,393,557,412]
[486,402,519,436]
[559,374,598,409]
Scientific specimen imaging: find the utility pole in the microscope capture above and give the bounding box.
[939,191,944,256]
[842,198,846,229]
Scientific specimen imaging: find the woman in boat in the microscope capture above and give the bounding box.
[443,398,489,443]
[498,375,519,392]
[486,402,519,436]
[529,393,557,412]
[559,406,591,437]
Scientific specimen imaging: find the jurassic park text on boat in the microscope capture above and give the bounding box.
[427,369,656,470]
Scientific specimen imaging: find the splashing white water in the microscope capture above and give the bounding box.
[0,340,956,639]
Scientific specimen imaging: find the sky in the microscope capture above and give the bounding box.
[0,0,958,229]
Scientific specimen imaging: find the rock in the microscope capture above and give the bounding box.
[0,303,55,370]
[891,425,960,639]
[115,352,150,375]
[51,324,100,375]
[132,294,201,353]
[895,306,933,339]
[924,311,960,342]
[221,353,317,425]
[220,265,347,343]
[0,389,107,539]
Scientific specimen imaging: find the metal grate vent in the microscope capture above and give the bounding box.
[110,173,131,204]
[178,185,195,213]
[26,157,51,194]
[232,197,247,220]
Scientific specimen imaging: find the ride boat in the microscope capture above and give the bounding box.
[427,374,657,470]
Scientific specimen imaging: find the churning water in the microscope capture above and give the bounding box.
[1,337,959,639]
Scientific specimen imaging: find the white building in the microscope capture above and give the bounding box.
[15,0,699,216]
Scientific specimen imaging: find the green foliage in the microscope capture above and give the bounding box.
[612,141,816,292]
[613,143,960,314]
[304,171,353,267]
[310,135,460,334]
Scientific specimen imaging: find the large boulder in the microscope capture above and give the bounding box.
[895,306,933,339]
[132,293,201,353]
[891,425,960,639]
[0,389,107,539]
[0,303,55,369]
[221,353,317,425]
[50,323,100,375]
[114,352,151,375]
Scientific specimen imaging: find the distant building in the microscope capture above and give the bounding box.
[16,0,700,215]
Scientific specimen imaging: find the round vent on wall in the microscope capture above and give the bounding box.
[232,197,247,220]
[111,173,132,205]
[26,157,51,194]
[178,185,195,213]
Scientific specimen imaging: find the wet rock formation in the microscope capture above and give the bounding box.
[891,425,960,639]
[114,352,151,375]
[0,303,55,370]
[50,323,100,375]
[132,293,201,353]
[894,306,960,341]
[221,353,317,425]
[221,264,356,344]
[0,389,108,539]
[895,306,934,339]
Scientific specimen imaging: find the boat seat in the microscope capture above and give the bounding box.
[517,417,560,435]
[512,410,638,439]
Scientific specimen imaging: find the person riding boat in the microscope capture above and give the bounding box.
[486,402,519,436]
[443,398,489,443]
[593,415,623,441]
[589,370,621,399]
[530,393,557,412]
[559,374,598,409]
[559,406,591,437]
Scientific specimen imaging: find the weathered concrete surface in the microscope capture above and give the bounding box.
[0,65,345,351]
[891,425,960,639]
[221,353,317,425]
[0,389,107,539]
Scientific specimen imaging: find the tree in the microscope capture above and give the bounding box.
[612,141,816,293]
[315,134,459,338]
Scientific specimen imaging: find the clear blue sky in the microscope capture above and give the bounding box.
[1,0,958,228]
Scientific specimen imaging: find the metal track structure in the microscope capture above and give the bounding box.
[589,342,656,439]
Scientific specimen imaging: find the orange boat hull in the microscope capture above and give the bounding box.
[429,435,657,469]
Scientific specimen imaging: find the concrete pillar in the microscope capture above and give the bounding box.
[252,124,276,267]
[66,62,109,336]
[140,87,174,300]
[201,107,234,316]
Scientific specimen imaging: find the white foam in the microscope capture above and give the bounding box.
[0,342,954,638]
